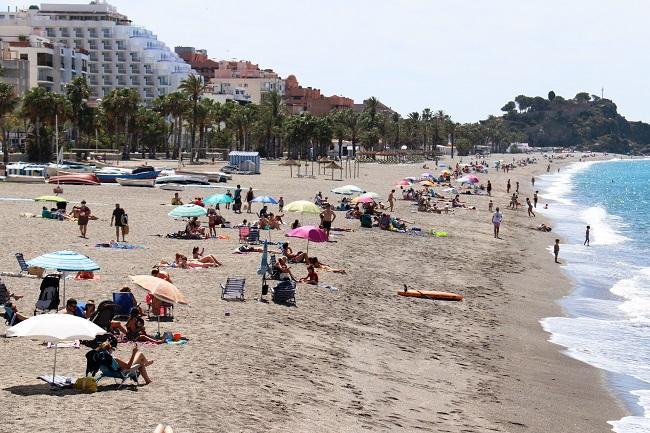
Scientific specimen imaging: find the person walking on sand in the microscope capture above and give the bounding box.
[319,204,336,236]
[526,198,535,217]
[488,200,493,213]
[245,187,254,214]
[584,225,590,246]
[78,200,91,238]
[507,179,511,194]
[110,203,128,242]
[278,196,284,213]
[492,207,503,239]
[233,185,242,214]
[388,189,396,212]
[486,180,492,196]
[531,176,535,187]
[554,239,560,263]
[516,181,520,193]
[533,190,539,208]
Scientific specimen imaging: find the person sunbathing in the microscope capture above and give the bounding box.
[307,256,346,274]
[258,215,270,229]
[299,265,319,285]
[125,308,163,344]
[291,219,301,230]
[3,302,27,324]
[95,341,153,385]
[191,246,223,267]
[151,267,172,283]
[267,213,283,230]
[186,217,207,238]
[282,242,307,263]
[274,257,298,281]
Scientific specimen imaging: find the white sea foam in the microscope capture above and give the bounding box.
[580,206,630,245]
[611,268,650,322]
[610,390,650,433]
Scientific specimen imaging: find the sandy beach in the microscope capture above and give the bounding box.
[0,153,626,433]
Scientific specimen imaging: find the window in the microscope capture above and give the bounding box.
[20,54,28,61]
[37,53,53,67]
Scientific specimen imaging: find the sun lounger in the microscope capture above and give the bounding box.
[97,363,140,389]
[15,253,29,273]
[38,375,72,388]
[221,277,245,300]
[112,292,137,320]
[271,280,296,305]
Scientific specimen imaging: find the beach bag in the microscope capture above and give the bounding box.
[123,224,130,235]
[74,377,97,393]
[121,213,129,225]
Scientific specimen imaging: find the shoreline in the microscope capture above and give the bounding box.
[488,155,628,432]
[0,153,629,432]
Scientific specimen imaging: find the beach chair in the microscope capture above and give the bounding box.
[221,277,245,300]
[37,375,72,388]
[271,280,296,305]
[360,214,373,228]
[247,227,260,244]
[238,226,251,243]
[267,255,280,280]
[4,304,17,326]
[34,274,60,315]
[97,363,140,389]
[112,292,137,320]
[15,253,29,273]
[82,301,118,349]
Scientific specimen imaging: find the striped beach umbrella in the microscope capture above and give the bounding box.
[168,204,208,218]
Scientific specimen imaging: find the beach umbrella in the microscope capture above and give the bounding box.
[442,187,458,194]
[421,172,434,179]
[286,225,328,256]
[395,180,411,187]
[251,196,278,205]
[419,180,435,187]
[404,176,418,182]
[351,195,375,204]
[130,275,188,334]
[324,161,343,180]
[359,192,380,200]
[204,194,233,206]
[331,184,363,195]
[279,159,301,177]
[284,200,320,215]
[27,250,100,305]
[466,174,480,183]
[457,176,476,185]
[7,314,106,387]
[34,195,67,203]
[168,204,207,218]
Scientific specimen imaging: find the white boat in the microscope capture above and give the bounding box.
[116,177,155,187]
[155,174,209,185]
[5,163,47,183]
[47,162,96,177]
[159,183,185,191]
[176,170,230,182]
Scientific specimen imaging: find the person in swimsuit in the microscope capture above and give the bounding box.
[584,225,590,246]
[299,265,319,285]
[319,204,336,236]
[526,198,535,217]
[388,189,396,212]
[492,207,503,238]
[307,256,346,274]
[554,239,560,263]
[191,246,223,267]
[282,242,307,263]
[207,207,218,238]
[78,200,91,238]
[246,187,254,214]
[533,190,539,208]
[274,257,298,281]
[125,308,163,344]
[95,341,153,385]
[110,203,127,242]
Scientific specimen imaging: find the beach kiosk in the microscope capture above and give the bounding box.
[228,151,261,174]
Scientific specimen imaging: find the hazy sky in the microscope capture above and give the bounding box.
[15,1,650,122]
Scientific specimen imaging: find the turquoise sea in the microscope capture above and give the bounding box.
[538,159,650,433]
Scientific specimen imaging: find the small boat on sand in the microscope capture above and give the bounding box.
[159,183,185,191]
[155,174,209,185]
[48,173,100,185]
[116,177,155,187]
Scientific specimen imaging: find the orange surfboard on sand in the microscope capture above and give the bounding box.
[397,289,463,301]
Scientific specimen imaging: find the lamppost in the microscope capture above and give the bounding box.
[94,98,102,155]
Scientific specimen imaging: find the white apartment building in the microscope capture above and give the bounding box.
[0,2,192,104]
[0,34,88,94]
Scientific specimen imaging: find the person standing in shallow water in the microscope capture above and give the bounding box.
[533,190,539,208]
[554,239,560,263]
[584,225,590,246]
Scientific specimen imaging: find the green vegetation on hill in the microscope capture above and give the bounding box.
[492,91,650,154]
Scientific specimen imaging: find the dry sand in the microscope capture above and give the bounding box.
[0,153,625,433]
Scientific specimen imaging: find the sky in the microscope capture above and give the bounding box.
[12,0,650,122]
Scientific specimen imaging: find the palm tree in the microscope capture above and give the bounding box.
[21,88,70,161]
[364,96,380,129]
[102,88,139,159]
[64,76,90,148]
[260,91,284,158]
[341,109,362,157]
[166,91,191,159]
[179,74,206,162]
[330,110,347,159]
[0,82,19,164]
[421,108,432,152]
[390,112,400,149]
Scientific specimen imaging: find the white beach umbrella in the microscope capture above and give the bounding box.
[7,314,106,386]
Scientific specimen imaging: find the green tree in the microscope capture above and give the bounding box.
[64,75,90,147]
[178,74,206,162]
[501,101,516,112]
[259,91,285,158]
[0,82,19,164]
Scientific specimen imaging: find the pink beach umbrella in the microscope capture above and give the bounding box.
[467,174,480,183]
[395,180,411,187]
[286,225,328,256]
[352,195,375,204]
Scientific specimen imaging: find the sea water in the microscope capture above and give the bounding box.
[538,159,650,433]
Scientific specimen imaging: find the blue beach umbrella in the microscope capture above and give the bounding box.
[168,204,208,218]
[204,194,234,206]
[251,196,278,205]
[27,250,100,305]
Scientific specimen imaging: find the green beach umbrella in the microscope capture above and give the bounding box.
[34,195,67,203]
[204,194,234,206]
[168,204,208,218]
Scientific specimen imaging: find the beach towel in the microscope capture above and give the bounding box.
[73,271,100,281]
[95,242,145,250]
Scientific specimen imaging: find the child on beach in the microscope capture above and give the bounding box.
[492,207,503,239]
[526,198,535,217]
[207,207,218,238]
[299,265,319,285]
[278,196,284,212]
[554,239,560,263]
[488,200,493,212]
[584,225,590,246]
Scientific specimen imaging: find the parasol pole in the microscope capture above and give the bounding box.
[52,342,58,387]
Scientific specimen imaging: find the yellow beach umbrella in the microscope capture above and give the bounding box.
[284,200,320,215]
[34,195,67,203]
[419,180,435,187]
